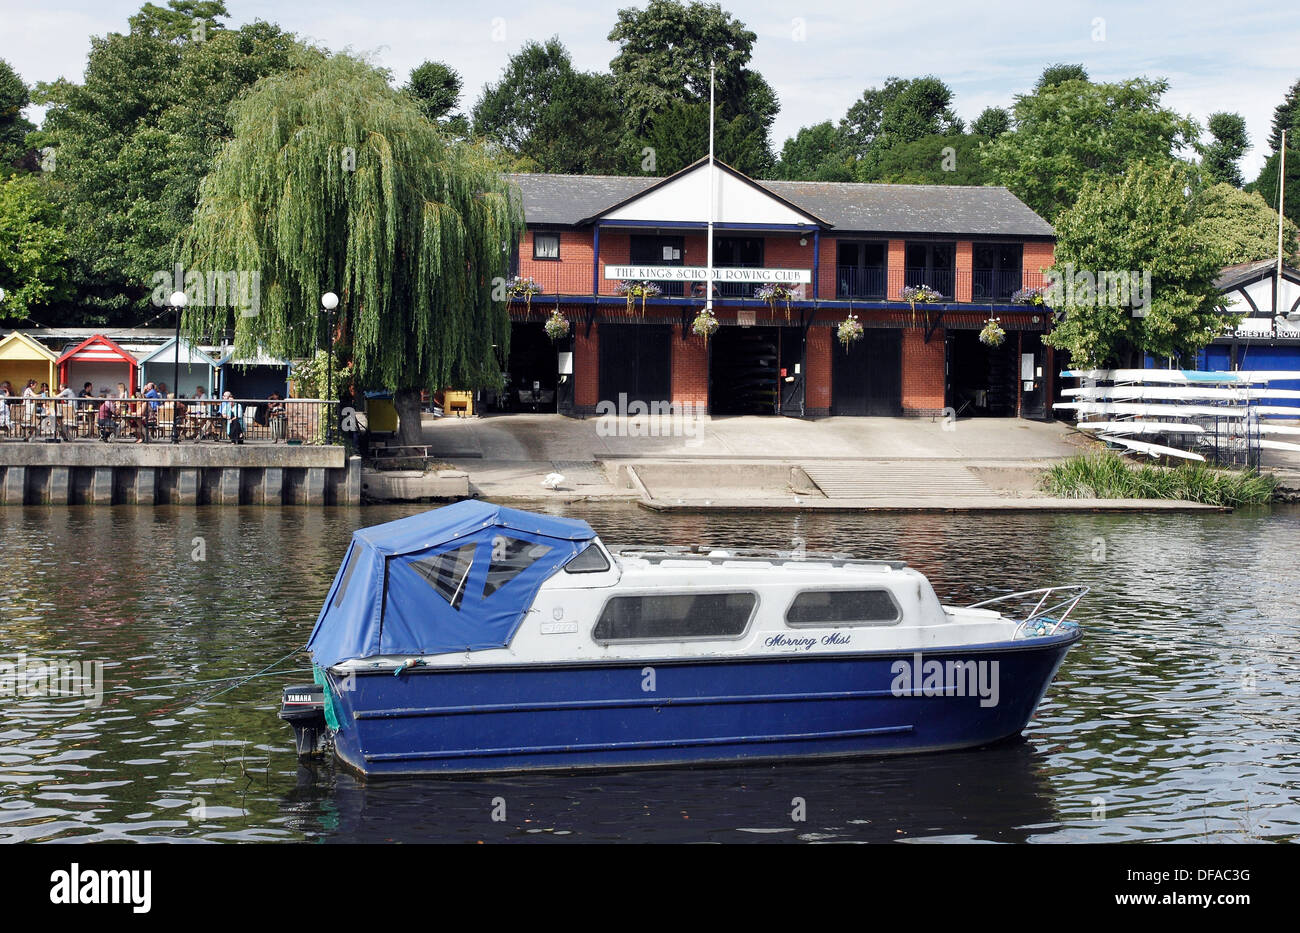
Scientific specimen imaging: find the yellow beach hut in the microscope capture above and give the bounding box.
[0,331,59,396]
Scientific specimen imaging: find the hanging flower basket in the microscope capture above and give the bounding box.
[691,308,719,340]
[616,280,661,316]
[837,312,864,351]
[899,284,942,326]
[506,275,542,311]
[1011,287,1045,307]
[543,309,570,341]
[755,283,796,320]
[979,317,1006,347]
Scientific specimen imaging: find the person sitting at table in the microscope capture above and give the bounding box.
[96,393,117,442]
[219,391,245,444]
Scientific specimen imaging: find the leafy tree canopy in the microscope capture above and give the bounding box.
[1247,146,1300,221]
[471,38,623,174]
[405,60,467,135]
[1269,78,1300,152]
[860,132,992,185]
[637,100,773,177]
[1202,111,1249,187]
[607,0,778,140]
[1035,63,1089,91]
[0,59,36,173]
[982,77,1199,221]
[839,76,962,162]
[32,2,307,323]
[772,121,853,181]
[182,52,524,441]
[970,106,1010,139]
[1195,182,1298,266]
[1047,161,1227,368]
[0,173,71,319]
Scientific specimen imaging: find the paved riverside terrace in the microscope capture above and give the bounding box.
[415,413,1256,510]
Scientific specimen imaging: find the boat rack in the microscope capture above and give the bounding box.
[606,544,908,570]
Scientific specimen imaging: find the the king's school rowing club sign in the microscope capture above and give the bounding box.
[604,265,812,284]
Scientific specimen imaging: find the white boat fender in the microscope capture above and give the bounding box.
[393,658,426,677]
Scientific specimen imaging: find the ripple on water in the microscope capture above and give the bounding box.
[0,503,1297,842]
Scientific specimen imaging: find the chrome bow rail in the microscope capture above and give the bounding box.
[967,585,1089,638]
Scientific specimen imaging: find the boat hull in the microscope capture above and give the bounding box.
[321,632,1079,777]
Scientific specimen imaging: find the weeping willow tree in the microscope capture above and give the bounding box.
[182,52,523,443]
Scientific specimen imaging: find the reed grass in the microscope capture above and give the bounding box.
[1041,451,1276,506]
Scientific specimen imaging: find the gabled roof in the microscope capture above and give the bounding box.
[137,336,218,368]
[1215,259,1300,291]
[582,157,828,227]
[215,347,290,367]
[507,166,1055,236]
[57,334,138,365]
[0,330,58,362]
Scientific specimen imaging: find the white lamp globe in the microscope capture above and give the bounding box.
[321,291,339,311]
[169,290,188,308]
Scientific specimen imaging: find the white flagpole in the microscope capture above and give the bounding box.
[706,59,715,316]
[1278,129,1287,313]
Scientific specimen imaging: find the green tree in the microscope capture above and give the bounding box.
[607,0,777,167]
[0,174,71,319]
[1047,162,1227,368]
[471,38,623,173]
[637,100,773,177]
[982,77,1198,221]
[863,133,992,185]
[840,76,962,162]
[0,59,36,173]
[970,106,1010,139]
[1248,147,1300,222]
[405,60,468,136]
[1195,182,1298,265]
[772,121,853,181]
[182,54,524,444]
[1035,63,1089,91]
[31,2,305,323]
[1202,112,1249,187]
[1268,78,1300,152]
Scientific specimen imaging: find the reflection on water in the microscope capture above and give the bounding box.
[1,502,1297,843]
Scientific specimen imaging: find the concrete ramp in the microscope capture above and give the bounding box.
[803,460,995,498]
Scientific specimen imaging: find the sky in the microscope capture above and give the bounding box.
[2,0,1296,179]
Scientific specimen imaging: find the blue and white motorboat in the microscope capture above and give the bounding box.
[281,501,1085,777]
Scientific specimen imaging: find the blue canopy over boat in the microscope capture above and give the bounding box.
[307,501,596,667]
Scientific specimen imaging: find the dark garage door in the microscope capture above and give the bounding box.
[832,328,902,415]
[598,324,672,406]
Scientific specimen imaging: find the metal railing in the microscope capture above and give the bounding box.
[0,396,337,445]
[835,265,889,299]
[967,585,1089,638]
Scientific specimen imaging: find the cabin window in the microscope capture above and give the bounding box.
[332,545,360,608]
[593,592,756,642]
[408,543,477,610]
[564,544,610,574]
[483,535,553,596]
[785,589,901,626]
[533,233,560,260]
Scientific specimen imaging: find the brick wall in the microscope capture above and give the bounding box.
[1023,241,1055,281]
[597,233,630,295]
[575,321,599,408]
[671,334,709,407]
[806,324,831,414]
[956,241,973,302]
[887,239,906,301]
[817,236,837,299]
[901,326,946,415]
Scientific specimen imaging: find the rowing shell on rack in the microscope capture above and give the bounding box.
[1096,435,1206,461]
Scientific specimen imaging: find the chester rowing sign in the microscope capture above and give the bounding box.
[604,265,811,284]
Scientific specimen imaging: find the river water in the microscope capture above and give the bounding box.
[0,502,1296,843]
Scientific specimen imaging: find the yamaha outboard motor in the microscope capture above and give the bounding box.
[279,683,328,760]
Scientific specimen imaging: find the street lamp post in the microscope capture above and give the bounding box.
[321,291,339,443]
[170,290,187,444]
